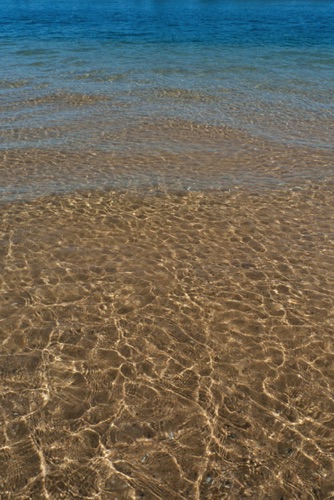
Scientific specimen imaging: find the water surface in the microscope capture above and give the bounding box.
[1,1,334,499]
[1,0,333,173]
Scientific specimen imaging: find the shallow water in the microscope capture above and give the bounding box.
[1,0,333,202]
[1,119,333,203]
[1,0,334,498]
[1,0,334,162]
[1,185,334,498]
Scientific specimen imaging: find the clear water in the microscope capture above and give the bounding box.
[1,3,334,498]
[1,0,333,153]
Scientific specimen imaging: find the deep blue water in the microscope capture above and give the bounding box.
[0,0,333,151]
[2,0,334,46]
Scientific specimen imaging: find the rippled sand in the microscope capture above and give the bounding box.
[1,181,334,499]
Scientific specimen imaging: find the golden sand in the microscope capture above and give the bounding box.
[1,182,334,498]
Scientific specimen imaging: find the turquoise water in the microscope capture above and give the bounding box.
[0,0,333,196]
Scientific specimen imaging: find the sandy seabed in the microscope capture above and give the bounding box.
[1,182,334,499]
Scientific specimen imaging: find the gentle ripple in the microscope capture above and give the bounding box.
[1,185,334,498]
[0,1,334,498]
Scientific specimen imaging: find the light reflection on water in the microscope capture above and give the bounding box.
[1,0,334,162]
[1,184,334,498]
[1,2,334,498]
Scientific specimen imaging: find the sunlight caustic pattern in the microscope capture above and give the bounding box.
[1,185,334,498]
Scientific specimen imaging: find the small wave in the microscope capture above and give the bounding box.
[22,92,110,107]
[0,79,30,89]
[73,71,131,83]
[15,48,50,56]
[154,88,219,102]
